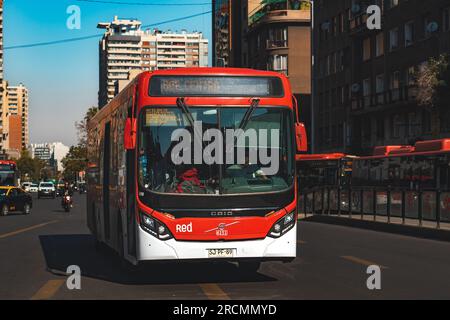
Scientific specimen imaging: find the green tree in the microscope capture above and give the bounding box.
[416,54,450,109]
[16,150,45,182]
[416,54,450,134]
[62,146,88,182]
[75,106,98,148]
[63,107,99,181]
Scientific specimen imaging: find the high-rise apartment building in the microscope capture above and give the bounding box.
[0,0,6,157]
[212,0,249,67]
[0,80,8,157]
[7,84,29,153]
[313,0,450,155]
[212,1,312,147]
[98,16,209,108]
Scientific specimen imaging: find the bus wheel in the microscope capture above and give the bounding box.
[239,261,261,274]
[1,205,9,216]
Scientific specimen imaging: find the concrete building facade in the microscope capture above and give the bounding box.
[0,0,6,158]
[98,16,209,108]
[7,84,29,153]
[31,142,70,172]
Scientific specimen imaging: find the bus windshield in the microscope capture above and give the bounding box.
[138,106,294,195]
[0,170,15,186]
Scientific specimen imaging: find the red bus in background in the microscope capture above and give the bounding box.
[0,160,19,187]
[352,139,450,190]
[298,139,450,222]
[87,68,307,271]
[296,153,354,193]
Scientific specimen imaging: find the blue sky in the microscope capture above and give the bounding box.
[4,0,212,146]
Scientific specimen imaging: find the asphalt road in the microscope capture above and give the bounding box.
[1,193,450,300]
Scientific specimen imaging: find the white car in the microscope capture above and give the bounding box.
[29,184,39,193]
[38,182,56,199]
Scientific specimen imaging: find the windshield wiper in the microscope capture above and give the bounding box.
[176,97,196,128]
[238,98,260,132]
[176,97,206,147]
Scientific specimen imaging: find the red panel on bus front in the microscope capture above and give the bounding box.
[139,199,297,241]
[161,215,281,241]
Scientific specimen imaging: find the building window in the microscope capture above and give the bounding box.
[268,55,288,75]
[390,71,400,89]
[406,66,416,86]
[422,110,432,134]
[326,55,331,76]
[391,114,402,138]
[268,27,287,48]
[408,112,421,137]
[389,28,399,51]
[332,52,338,73]
[376,74,384,93]
[389,0,399,9]
[376,117,385,140]
[375,32,384,57]
[443,7,450,32]
[404,21,415,46]
[363,78,371,97]
[363,37,371,61]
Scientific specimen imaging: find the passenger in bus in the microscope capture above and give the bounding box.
[175,167,206,194]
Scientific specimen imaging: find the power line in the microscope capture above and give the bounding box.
[77,0,211,6]
[4,10,212,50]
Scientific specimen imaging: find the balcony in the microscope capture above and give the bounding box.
[351,86,418,112]
[249,0,311,28]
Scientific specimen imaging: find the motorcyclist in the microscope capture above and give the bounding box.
[61,182,74,206]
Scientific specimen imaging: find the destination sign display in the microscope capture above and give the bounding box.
[149,76,284,97]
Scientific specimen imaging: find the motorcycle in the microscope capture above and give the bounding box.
[62,195,73,212]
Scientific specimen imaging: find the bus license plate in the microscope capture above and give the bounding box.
[208,249,235,258]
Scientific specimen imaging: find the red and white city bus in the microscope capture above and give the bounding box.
[87,68,307,271]
[0,160,19,187]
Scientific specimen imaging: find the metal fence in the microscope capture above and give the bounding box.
[298,186,450,228]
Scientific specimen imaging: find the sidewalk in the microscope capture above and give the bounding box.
[299,213,450,232]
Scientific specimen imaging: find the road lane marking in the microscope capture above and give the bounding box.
[0,220,58,239]
[200,283,230,300]
[341,256,388,269]
[31,280,65,300]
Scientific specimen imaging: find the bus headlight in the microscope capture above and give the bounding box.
[268,211,296,238]
[140,212,173,241]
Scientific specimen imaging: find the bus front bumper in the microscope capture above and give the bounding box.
[136,225,297,262]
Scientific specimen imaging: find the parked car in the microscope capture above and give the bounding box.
[0,187,33,216]
[38,182,56,199]
[29,184,39,193]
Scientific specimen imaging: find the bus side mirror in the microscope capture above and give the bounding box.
[124,118,137,150]
[295,123,308,153]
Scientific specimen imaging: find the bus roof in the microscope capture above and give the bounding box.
[360,139,450,160]
[0,160,16,165]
